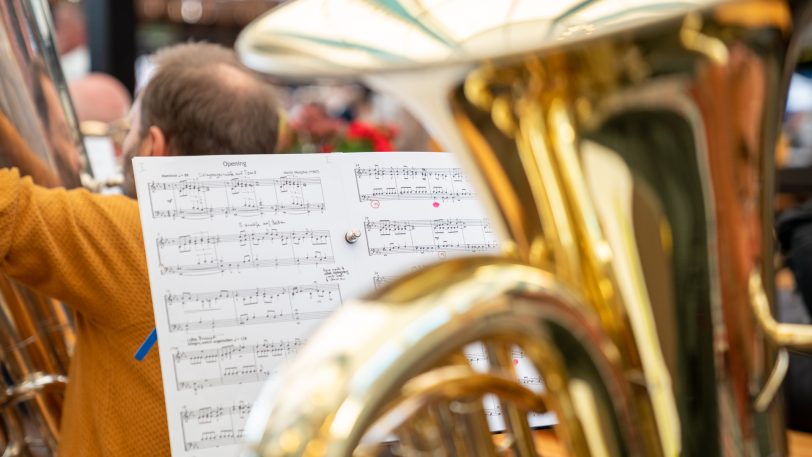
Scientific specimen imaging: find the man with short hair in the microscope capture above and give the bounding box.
[0,42,280,456]
[121,45,279,198]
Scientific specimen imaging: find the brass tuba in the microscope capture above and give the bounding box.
[0,0,86,454]
[238,1,812,455]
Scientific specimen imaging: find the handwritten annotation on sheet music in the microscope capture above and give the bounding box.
[134,153,553,457]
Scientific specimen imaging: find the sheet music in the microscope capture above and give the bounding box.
[134,152,554,457]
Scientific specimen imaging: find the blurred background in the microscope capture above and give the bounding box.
[55,0,812,195]
[50,0,812,183]
[54,0,434,180]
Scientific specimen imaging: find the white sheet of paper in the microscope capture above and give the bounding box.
[84,136,123,194]
[134,152,554,456]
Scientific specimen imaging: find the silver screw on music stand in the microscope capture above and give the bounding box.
[345,229,362,244]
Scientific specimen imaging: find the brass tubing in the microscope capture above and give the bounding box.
[485,340,536,457]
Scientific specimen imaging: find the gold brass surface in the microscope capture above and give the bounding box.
[238,1,812,456]
[0,0,84,454]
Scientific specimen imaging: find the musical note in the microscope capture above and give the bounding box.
[355,165,475,202]
[519,375,544,387]
[149,176,326,219]
[464,349,526,365]
[364,218,497,256]
[372,273,397,289]
[164,284,342,333]
[484,404,503,417]
[172,338,306,392]
[180,401,252,451]
[156,229,334,275]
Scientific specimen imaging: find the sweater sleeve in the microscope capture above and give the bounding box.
[0,168,152,329]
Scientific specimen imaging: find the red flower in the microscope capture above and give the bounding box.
[371,134,393,152]
[286,114,399,153]
[347,121,394,152]
[347,122,375,140]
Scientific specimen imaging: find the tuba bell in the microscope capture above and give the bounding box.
[238,1,812,455]
[0,0,87,454]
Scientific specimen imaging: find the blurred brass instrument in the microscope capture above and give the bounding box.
[239,0,812,455]
[0,0,86,454]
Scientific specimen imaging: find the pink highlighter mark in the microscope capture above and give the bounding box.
[433,202,440,208]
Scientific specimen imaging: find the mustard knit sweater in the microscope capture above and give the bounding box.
[0,168,169,456]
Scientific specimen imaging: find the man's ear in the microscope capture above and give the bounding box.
[146,126,168,157]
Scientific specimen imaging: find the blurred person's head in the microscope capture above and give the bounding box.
[69,73,131,123]
[135,41,243,91]
[53,2,86,55]
[292,102,342,139]
[121,42,281,198]
[151,41,242,68]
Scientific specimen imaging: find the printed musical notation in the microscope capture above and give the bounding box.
[519,375,543,387]
[180,401,251,451]
[364,218,497,256]
[372,273,396,289]
[134,153,522,456]
[172,338,305,392]
[164,284,342,333]
[483,404,551,420]
[355,165,475,201]
[156,229,334,275]
[148,176,326,219]
[464,341,548,431]
[465,349,526,365]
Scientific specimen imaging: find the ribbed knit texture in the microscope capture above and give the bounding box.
[0,168,169,456]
